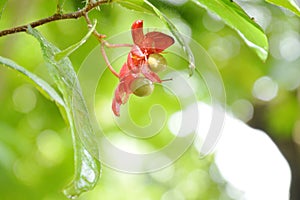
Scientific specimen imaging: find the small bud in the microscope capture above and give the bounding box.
[130,77,154,97]
[148,54,167,72]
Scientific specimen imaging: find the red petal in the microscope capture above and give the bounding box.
[112,71,137,116]
[112,98,120,116]
[142,32,174,54]
[114,84,123,104]
[131,20,144,46]
[119,63,130,78]
[112,82,127,116]
[141,64,162,83]
[130,45,144,58]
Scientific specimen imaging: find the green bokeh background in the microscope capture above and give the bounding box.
[0,0,300,199]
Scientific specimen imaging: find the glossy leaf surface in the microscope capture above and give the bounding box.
[192,0,269,61]
[27,26,100,199]
[0,56,65,107]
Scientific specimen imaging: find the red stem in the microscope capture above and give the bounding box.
[103,41,133,48]
[101,43,120,78]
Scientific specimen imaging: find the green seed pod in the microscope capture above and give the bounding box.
[148,53,167,72]
[130,77,154,97]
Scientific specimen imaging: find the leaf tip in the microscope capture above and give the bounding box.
[188,65,195,77]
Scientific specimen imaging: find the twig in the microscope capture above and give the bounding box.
[83,12,120,78]
[0,0,109,37]
[83,12,133,79]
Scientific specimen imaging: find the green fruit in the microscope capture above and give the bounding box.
[130,77,154,97]
[148,54,167,72]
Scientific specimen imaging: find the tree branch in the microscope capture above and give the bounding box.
[0,0,109,37]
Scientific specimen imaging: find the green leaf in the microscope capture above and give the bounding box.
[27,26,100,199]
[266,0,300,17]
[0,0,7,19]
[114,0,195,75]
[112,0,153,13]
[191,0,269,61]
[55,21,97,61]
[63,133,101,199]
[0,56,65,107]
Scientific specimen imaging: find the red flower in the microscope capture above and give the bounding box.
[111,20,174,116]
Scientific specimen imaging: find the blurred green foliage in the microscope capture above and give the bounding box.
[0,0,300,199]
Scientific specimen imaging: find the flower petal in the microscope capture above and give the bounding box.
[127,48,144,72]
[112,97,120,116]
[112,69,137,116]
[141,64,162,83]
[131,20,144,46]
[142,32,174,54]
[119,63,130,79]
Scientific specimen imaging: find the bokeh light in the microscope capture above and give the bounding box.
[12,84,37,113]
[231,99,254,122]
[252,76,278,101]
[36,129,65,166]
[215,111,291,200]
[279,31,300,61]
[202,11,225,32]
[208,35,240,62]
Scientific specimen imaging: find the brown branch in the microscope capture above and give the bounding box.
[0,0,109,37]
